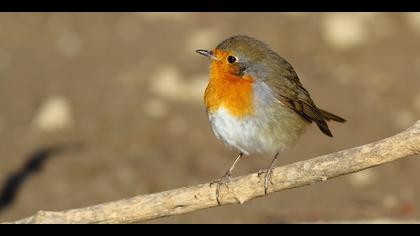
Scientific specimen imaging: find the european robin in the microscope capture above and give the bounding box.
[196,35,345,203]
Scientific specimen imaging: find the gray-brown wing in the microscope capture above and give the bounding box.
[265,73,333,137]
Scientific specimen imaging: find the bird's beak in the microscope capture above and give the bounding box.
[195,49,220,61]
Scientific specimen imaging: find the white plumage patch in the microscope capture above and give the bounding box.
[208,106,307,155]
[208,108,259,155]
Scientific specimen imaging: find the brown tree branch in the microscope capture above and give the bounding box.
[4,121,420,224]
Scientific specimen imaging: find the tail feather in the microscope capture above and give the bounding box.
[314,108,346,138]
[319,109,346,123]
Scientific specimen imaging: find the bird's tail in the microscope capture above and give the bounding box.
[319,109,346,123]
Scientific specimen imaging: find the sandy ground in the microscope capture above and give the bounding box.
[0,13,419,223]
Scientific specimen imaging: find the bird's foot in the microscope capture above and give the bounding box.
[257,153,279,195]
[257,165,276,195]
[210,171,232,205]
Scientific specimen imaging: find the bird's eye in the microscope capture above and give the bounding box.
[227,56,237,64]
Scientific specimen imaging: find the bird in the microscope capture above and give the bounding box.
[196,35,345,204]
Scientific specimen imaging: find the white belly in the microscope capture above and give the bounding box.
[208,106,307,155]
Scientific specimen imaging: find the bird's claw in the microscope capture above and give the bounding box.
[257,168,275,195]
[210,171,232,205]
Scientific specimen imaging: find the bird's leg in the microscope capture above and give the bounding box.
[210,152,244,205]
[258,152,279,195]
[210,152,244,186]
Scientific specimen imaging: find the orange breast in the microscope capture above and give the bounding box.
[204,59,255,118]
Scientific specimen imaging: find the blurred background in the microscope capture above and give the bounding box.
[0,13,419,223]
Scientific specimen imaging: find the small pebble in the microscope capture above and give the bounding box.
[32,95,74,131]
